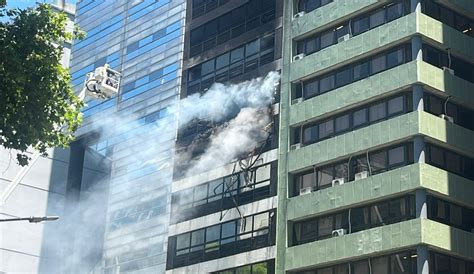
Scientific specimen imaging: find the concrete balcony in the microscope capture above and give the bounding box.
[287,163,474,222]
[284,219,474,272]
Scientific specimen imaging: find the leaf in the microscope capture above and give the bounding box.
[0,3,85,166]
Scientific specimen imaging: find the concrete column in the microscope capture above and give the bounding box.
[413,84,424,112]
[411,35,423,61]
[411,0,421,13]
[414,136,425,164]
[417,245,429,274]
[416,188,427,218]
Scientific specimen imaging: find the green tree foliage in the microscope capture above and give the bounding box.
[0,4,85,165]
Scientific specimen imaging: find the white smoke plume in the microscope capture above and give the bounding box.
[185,107,271,175]
[176,71,280,126]
[176,71,280,176]
[35,71,279,273]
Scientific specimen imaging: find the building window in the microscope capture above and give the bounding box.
[192,0,230,19]
[424,92,474,131]
[213,260,275,274]
[296,1,410,56]
[187,33,275,96]
[109,196,167,231]
[425,143,474,180]
[427,196,474,233]
[190,0,276,57]
[293,143,413,197]
[171,162,275,223]
[292,251,417,274]
[422,0,474,37]
[423,44,474,84]
[295,44,411,101]
[429,252,474,274]
[296,0,333,14]
[167,210,276,269]
[294,93,411,146]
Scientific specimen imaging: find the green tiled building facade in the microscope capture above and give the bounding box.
[276,0,474,273]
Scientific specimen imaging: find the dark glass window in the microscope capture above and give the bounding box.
[297,0,333,13]
[214,260,275,274]
[353,16,370,35]
[295,0,409,56]
[387,48,404,68]
[371,54,386,74]
[293,196,415,245]
[370,9,385,28]
[169,210,275,269]
[426,143,474,181]
[297,44,411,100]
[186,33,275,96]
[295,251,417,274]
[423,44,474,84]
[303,124,318,144]
[370,150,386,174]
[388,146,405,167]
[293,93,411,146]
[303,79,319,98]
[216,53,229,69]
[369,102,386,122]
[386,2,403,21]
[293,143,413,197]
[427,91,470,124]
[201,59,215,76]
[335,114,350,133]
[320,30,334,49]
[318,167,333,189]
[353,61,370,80]
[171,162,274,223]
[319,74,335,93]
[335,67,352,87]
[388,96,404,116]
[353,108,368,128]
[189,0,276,56]
[318,119,334,139]
[299,171,316,189]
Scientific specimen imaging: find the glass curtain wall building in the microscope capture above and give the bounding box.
[68,0,185,272]
[277,0,474,273]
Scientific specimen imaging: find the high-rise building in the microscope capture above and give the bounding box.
[66,0,186,273]
[165,0,283,273]
[277,0,474,273]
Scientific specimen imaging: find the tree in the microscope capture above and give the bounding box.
[0,3,85,166]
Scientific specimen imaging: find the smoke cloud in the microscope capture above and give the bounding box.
[176,71,280,126]
[37,71,279,272]
[175,71,280,176]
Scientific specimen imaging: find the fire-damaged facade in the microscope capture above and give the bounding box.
[166,0,283,272]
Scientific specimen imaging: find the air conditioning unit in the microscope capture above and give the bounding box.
[290,143,301,151]
[292,97,303,105]
[299,186,313,195]
[439,114,454,123]
[337,34,351,43]
[332,228,347,237]
[331,177,345,187]
[442,66,454,75]
[293,11,305,19]
[293,53,306,62]
[354,171,368,181]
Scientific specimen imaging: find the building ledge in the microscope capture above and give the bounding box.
[285,219,474,271]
